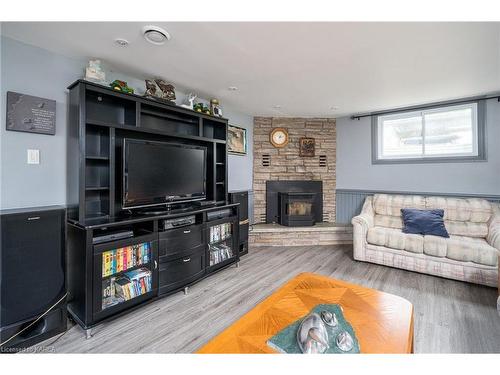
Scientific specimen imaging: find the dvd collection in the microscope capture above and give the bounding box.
[102,267,152,310]
[209,223,232,244]
[209,243,233,266]
[101,242,151,277]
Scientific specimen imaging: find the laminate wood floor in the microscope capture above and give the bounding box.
[45,245,500,353]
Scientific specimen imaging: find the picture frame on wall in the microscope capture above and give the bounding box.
[228,125,247,155]
[299,137,315,157]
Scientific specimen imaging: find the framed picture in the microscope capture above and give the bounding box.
[228,125,247,155]
[299,137,315,157]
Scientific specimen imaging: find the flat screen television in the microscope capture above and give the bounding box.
[122,139,207,209]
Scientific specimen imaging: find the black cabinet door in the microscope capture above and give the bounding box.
[92,233,158,322]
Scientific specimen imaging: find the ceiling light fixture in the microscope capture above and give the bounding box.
[115,38,129,47]
[142,25,171,45]
[330,106,339,111]
[273,105,282,109]
[228,86,238,91]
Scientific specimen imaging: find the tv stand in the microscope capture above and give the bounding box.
[67,203,240,336]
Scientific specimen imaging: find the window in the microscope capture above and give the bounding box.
[373,102,485,163]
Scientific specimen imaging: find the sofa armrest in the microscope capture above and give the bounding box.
[351,196,375,228]
[487,204,500,251]
[351,196,375,261]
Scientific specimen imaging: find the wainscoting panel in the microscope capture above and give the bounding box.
[336,189,500,224]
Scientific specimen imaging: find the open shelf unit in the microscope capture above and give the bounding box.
[67,80,229,222]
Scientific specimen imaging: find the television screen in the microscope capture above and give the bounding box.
[123,139,206,208]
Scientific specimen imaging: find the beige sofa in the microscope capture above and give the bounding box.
[352,194,500,287]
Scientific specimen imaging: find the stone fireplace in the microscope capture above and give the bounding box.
[250,117,351,246]
[253,117,336,224]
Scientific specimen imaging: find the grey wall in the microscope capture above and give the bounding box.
[336,100,500,195]
[0,36,253,209]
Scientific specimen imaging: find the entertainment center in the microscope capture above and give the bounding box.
[66,80,242,337]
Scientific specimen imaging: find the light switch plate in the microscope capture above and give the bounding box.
[27,149,40,164]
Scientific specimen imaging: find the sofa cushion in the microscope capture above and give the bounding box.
[367,226,424,253]
[425,197,492,223]
[444,221,488,238]
[401,209,449,238]
[445,236,498,266]
[423,234,498,266]
[374,214,403,229]
[373,194,425,217]
[423,235,448,257]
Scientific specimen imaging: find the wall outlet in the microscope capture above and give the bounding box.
[27,149,40,164]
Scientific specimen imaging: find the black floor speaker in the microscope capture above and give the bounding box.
[229,191,249,256]
[0,206,67,352]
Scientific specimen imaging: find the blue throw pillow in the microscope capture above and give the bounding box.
[401,209,449,238]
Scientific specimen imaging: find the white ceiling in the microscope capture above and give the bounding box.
[3,22,500,117]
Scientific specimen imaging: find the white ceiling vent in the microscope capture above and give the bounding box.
[142,25,171,45]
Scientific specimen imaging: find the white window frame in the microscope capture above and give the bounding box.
[372,101,485,164]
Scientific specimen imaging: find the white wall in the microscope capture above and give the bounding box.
[0,36,253,209]
[336,100,500,195]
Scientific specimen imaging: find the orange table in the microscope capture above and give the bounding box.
[198,273,414,353]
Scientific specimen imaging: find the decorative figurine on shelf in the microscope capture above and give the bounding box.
[109,80,134,94]
[193,102,210,114]
[180,93,197,110]
[210,98,223,117]
[193,103,203,112]
[144,79,159,98]
[155,79,176,102]
[144,79,176,103]
[84,59,106,83]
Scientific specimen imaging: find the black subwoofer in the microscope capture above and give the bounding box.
[229,191,249,256]
[0,206,67,352]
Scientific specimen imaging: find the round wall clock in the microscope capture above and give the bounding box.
[270,127,289,148]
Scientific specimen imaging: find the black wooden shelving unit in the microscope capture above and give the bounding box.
[66,80,239,337]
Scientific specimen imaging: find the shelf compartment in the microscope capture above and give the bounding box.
[101,241,153,278]
[86,90,136,127]
[208,243,235,267]
[208,222,232,244]
[141,104,199,137]
[101,268,153,311]
[85,161,110,190]
[85,190,110,219]
[85,125,110,158]
[203,118,226,140]
[216,184,226,203]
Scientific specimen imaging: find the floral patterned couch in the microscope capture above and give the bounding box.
[352,194,500,287]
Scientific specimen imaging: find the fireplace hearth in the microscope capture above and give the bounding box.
[266,181,323,226]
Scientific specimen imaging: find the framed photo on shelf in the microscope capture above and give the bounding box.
[299,137,315,157]
[228,125,247,155]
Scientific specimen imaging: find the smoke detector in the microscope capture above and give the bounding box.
[142,25,171,45]
[115,38,129,47]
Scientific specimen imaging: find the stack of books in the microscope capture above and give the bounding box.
[101,242,151,277]
[209,223,232,244]
[113,268,152,302]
